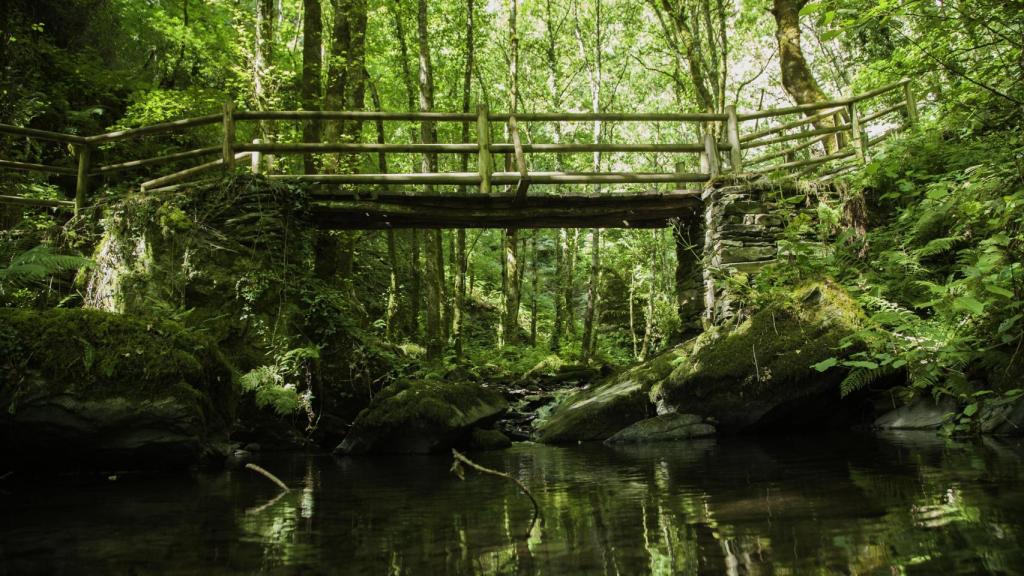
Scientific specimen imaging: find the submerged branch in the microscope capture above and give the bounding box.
[245,463,290,492]
[451,449,543,537]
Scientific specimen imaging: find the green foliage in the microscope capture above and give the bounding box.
[0,308,236,424]
[238,346,320,417]
[0,245,93,294]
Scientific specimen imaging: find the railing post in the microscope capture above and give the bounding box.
[74,144,91,216]
[903,81,918,127]
[476,103,492,194]
[848,103,866,163]
[222,101,236,172]
[725,105,743,173]
[702,131,720,179]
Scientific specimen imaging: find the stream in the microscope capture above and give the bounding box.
[2,433,1023,575]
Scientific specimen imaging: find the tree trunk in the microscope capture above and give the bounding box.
[454,0,475,361]
[640,233,657,360]
[368,75,401,342]
[582,228,601,363]
[771,0,839,151]
[301,0,322,175]
[417,0,443,359]
[545,0,566,353]
[577,0,603,364]
[324,0,368,172]
[529,231,538,347]
[501,0,522,347]
[410,229,421,338]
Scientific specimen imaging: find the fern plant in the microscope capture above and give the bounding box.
[0,245,93,294]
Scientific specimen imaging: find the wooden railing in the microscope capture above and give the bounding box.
[0,79,918,216]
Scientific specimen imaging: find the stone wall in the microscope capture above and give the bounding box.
[702,182,790,325]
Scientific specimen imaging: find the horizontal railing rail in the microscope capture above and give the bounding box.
[0,78,919,214]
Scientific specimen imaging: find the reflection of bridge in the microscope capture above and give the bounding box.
[0,79,917,229]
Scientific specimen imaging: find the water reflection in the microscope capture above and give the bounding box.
[2,433,1023,575]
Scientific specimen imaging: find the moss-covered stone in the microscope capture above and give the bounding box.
[605,413,716,444]
[0,308,236,468]
[660,282,864,431]
[335,380,508,455]
[534,346,688,443]
[466,427,512,451]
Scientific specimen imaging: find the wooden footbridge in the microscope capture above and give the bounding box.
[0,79,918,229]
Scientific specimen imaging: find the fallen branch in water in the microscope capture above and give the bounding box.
[245,463,289,492]
[451,449,543,537]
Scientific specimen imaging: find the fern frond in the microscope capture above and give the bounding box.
[840,364,895,398]
[0,246,93,291]
[913,236,959,258]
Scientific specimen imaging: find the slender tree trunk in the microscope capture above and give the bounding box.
[565,229,578,337]
[550,228,564,352]
[582,228,601,363]
[577,0,603,364]
[545,0,566,352]
[417,0,443,359]
[530,231,539,346]
[368,75,401,342]
[501,0,522,347]
[391,1,421,339]
[410,230,421,337]
[454,0,475,361]
[629,274,638,359]
[640,234,657,360]
[301,0,322,175]
[324,0,368,172]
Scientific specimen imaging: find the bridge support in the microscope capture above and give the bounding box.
[701,181,792,326]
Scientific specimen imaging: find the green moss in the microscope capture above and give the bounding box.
[0,308,236,429]
[467,427,512,450]
[353,380,506,435]
[663,281,864,409]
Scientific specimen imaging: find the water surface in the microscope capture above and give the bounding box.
[2,433,1023,575]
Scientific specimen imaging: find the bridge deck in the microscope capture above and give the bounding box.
[307,190,702,229]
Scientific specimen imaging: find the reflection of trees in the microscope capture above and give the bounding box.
[228,437,1023,575]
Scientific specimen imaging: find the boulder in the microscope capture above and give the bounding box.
[335,380,508,455]
[660,282,865,432]
[605,413,716,444]
[874,397,957,431]
[466,427,512,451]
[977,395,1024,436]
[0,308,235,469]
[535,346,687,443]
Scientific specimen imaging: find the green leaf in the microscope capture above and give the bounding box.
[985,284,1015,299]
[953,296,985,315]
[843,360,879,370]
[812,357,839,372]
[799,2,825,16]
[963,403,978,417]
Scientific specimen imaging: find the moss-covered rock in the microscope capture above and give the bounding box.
[0,308,236,469]
[604,413,716,444]
[335,380,508,455]
[534,346,688,443]
[660,282,864,432]
[466,427,512,451]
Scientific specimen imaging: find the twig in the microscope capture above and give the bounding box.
[451,449,543,538]
[245,463,289,492]
[0,471,11,481]
[752,343,761,383]
[246,489,289,515]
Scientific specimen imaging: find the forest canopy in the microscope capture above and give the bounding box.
[1,0,1022,427]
